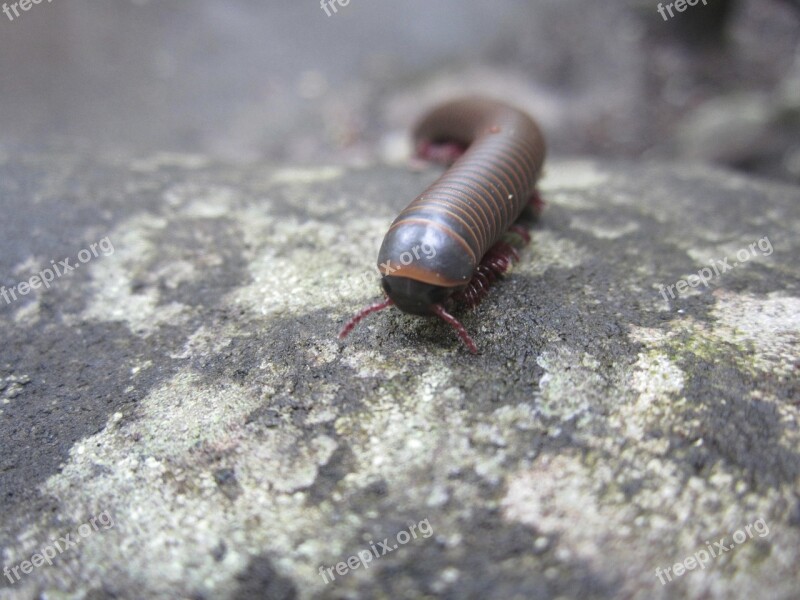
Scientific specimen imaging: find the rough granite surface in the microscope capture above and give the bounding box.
[0,151,798,599]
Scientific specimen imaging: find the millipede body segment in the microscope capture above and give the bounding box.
[340,97,546,353]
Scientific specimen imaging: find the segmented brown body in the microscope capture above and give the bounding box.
[340,97,546,353]
[377,97,546,287]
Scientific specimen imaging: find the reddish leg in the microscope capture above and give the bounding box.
[509,224,530,244]
[415,140,467,166]
[529,189,545,215]
[432,304,478,354]
[451,220,534,309]
[339,298,394,339]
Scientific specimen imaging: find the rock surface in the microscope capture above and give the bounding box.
[0,152,798,599]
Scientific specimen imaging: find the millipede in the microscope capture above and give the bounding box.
[339,97,546,354]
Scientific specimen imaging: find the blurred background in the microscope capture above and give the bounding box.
[0,0,798,182]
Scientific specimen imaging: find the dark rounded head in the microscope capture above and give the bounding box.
[381,276,453,316]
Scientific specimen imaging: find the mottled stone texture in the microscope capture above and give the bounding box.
[0,151,798,600]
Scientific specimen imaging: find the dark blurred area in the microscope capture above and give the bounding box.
[0,0,798,182]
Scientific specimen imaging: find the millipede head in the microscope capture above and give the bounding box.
[338,289,478,355]
[380,276,454,316]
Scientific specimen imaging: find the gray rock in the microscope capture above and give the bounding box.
[0,152,798,599]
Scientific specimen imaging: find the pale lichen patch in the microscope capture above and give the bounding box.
[535,347,605,427]
[502,453,643,579]
[624,351,686,439]
[711,290,800,377]
[162,182,238,212]
[539,160,609,191]
[569,215,640,239]
[131,152,211,172]
[270,166,344,185]
[229,213,387,318]
[517,230,590,275]
[81,214,192,335]
[30,369,346,598]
